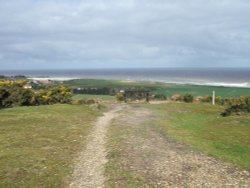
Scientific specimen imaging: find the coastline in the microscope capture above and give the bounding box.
[27,76,250,89]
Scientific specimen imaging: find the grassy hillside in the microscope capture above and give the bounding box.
[147,102,250,170]
[0,104,100,188]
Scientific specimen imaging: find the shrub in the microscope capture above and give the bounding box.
[74,99,87,105]
[171,94,183,101]
[202,96,212,103]
[116,93,125,102]
[85,99,96,105]
[221,96,250,117]
[0,82,73,108]
[183,93,194,103]
[154,94,167,100]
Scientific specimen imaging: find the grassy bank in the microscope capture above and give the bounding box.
[146,102,250,170]
[0,104,100,188]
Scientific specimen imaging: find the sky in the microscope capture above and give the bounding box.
[0,0,250,69]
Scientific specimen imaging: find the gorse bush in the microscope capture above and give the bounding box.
[221,96,250,117]
[0,81,72,108]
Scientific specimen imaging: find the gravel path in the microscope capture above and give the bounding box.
[107,105,250,187]
[70,104,249,187]
[69,105,123,188]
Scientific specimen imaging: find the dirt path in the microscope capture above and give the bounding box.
[106,105,250,187]
[69,105,124,188]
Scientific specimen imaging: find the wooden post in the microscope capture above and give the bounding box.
[212,91,215,105]
[146,93,149,103]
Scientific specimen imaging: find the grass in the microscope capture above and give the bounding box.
[105,108,154,188]
[0,104,100,188]
[73,94,115,101]
[65,79,169,90]
[146,102,250,170]
[153,84,250,97]
[66,79,250,98]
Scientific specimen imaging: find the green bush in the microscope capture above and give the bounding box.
[221,96,250,116]
[183,93,194,103]
[154,94,167,100]
[0,81,72,108]
[85,99,96,105]
[202,96,212,103]
[116,93,125,102]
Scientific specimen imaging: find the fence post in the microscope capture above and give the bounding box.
[212,91,215,105]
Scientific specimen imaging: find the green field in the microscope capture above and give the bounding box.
[0,104,100,188]
[153,84,250,97]
[65,79,169,90]
[73,94,115,101]
[65,79,250,98]
[146,102,250,170]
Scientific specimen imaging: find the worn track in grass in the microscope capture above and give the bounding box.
[69,105,124,188]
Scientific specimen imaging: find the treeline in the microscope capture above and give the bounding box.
[0,75,27,79]
[0,81,72,108]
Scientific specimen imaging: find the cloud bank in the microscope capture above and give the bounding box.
[0,0,250,69]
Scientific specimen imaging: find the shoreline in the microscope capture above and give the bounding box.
[28,77,250,89]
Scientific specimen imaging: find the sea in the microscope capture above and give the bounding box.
[1,68,250,88]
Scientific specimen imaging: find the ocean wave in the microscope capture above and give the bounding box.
[160,81,250,88]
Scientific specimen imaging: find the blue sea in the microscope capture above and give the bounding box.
[1,68,250,88]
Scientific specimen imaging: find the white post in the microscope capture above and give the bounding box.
[212,91,215,105]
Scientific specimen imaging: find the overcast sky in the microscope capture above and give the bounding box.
[0,0,250,69]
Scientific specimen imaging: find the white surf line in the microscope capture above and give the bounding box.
[69,105,123,188]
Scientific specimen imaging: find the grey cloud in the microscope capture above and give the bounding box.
[0,0,250,69]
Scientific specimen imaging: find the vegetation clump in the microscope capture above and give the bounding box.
[183,93,194,103]
[0,81,72,108]
[154,94,167,100]
[221,96,250,117]
[171,93,183,101]
[116,93,125,102]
